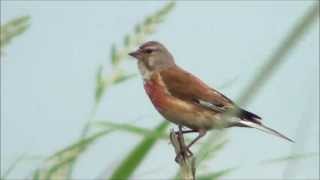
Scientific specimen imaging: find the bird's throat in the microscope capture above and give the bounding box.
[138,60,153,80]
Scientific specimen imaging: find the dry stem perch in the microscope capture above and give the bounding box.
[170,128,196,180]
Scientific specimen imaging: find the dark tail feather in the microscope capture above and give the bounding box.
[238,108,262,124]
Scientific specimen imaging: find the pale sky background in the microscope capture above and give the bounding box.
[1,1,319,179]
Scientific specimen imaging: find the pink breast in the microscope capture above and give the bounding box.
[144,80,167,112]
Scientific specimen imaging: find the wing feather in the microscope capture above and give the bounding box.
[159,66,234,112]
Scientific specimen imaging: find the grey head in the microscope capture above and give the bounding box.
[129,41,176,73]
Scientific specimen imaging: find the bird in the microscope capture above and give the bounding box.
[129,41,294,155]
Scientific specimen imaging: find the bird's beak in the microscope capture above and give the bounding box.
[128,50,140,59]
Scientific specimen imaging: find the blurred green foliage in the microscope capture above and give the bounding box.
[32,130,112,180]
[0,15,30,55]
[93,121,168,139]
[1,1,319,180]
[237,3,319,106]
[1,154,28,180]
[197,168,235,180]
[110,121,169,179]
[260,152,319,165]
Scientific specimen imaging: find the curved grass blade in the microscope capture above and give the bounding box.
[110,121,169,180]
[32,129,112,180]
[260,152,319,165]
[1,153,27,179]
[0,15,30,48]
[197,168,235,180]
[237,3,319,106]
[95,64,107,103]
[196,131,228,166]
[92,121,168,140]
[112,73,137,85]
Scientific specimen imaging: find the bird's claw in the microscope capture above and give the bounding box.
[174,146,193,163]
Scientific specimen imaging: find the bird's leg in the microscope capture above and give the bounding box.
[174,128,207,161]
[175,129,198,135]
[185,129,207,152]
[177,125,187,156]
[176,129,206,158]
[175,126,183,161]
[175,125,190,161]
[175,126,199,159]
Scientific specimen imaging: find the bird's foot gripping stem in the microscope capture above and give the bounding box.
[171,126,194,163]
[174,134,193,162]
[171,126,207,163]
[170,126,197,179]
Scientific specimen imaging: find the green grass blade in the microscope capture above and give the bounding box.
[111,44,119,65]
[92,121,168,140]
[32,129,112,180]
[260,152,319,165]
[0,15,30,49]
[112,73,137,85]
[237,3,319,106]
[196,131,228,165]
[1,153,27,179]
[95,64,107,103]
[109,121,169,180]
[197,168,234,180]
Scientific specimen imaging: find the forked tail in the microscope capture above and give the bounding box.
[238,120,294,143]
[237,108,294,142]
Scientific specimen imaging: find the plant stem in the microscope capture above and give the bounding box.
[80,102,99,138]
[170,129,196,180]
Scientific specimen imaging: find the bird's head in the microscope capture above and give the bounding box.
[129,41,175,77]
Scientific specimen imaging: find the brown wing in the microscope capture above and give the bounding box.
[159,66,235,112]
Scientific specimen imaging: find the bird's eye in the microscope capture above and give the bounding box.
[145,49,153,54]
